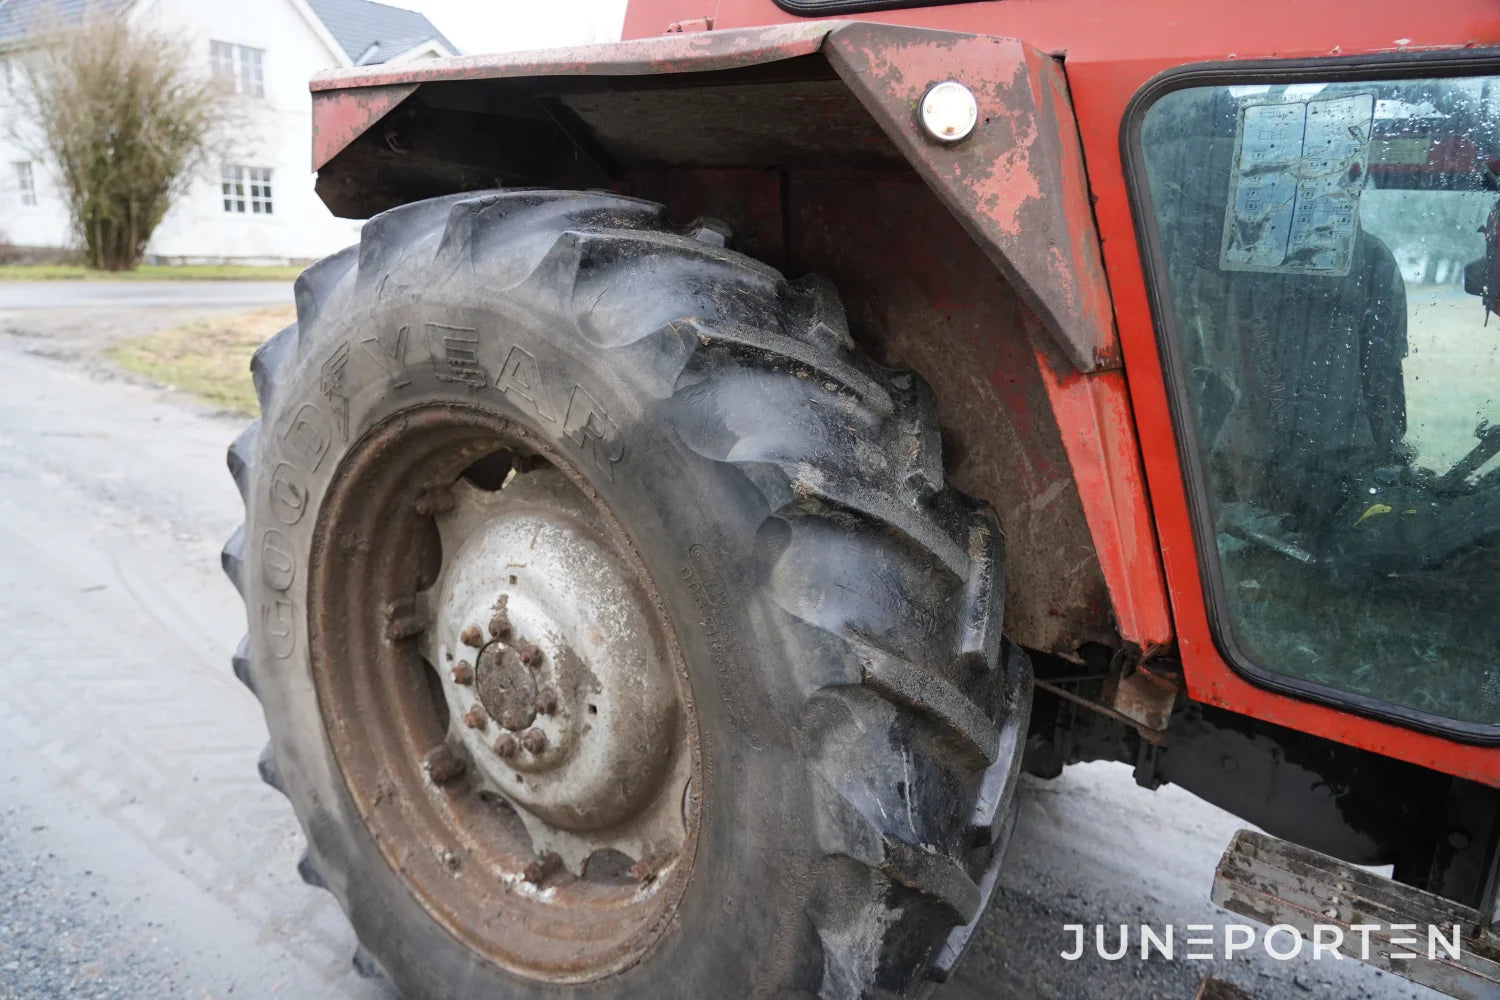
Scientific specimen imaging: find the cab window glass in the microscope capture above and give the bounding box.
[1140,75,1500,729]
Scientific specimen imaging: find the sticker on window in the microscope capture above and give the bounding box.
[1220,93,1375,276]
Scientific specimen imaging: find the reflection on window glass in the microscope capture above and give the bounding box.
[1140,74,1500,729]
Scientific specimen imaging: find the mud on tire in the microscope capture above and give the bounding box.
[224,190,1031,999]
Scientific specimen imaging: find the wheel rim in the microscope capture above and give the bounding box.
[308,404,700,984]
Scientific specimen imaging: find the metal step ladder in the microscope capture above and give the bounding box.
[1211,829,1500,1000]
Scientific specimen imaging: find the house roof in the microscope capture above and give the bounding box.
[0,0,456,60]
[0,0,131,49]
[303,0,455,64]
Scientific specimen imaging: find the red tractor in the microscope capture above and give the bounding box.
[223,1,1500,996]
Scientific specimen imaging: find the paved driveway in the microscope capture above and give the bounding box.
[0,280,292,310]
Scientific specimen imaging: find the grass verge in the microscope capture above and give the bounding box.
[0,264,303,281]
[109,306,293,415]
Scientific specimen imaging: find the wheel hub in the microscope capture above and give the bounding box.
[473,636,536,732]
[424,467,684,853]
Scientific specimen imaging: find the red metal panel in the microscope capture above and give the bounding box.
[309,23,836,170]
[647,0,1499,65]
[310,83,417,171]
[824,24,1120,372]
[309,21,834,92]
[311,21,1122,374]
[1027,315,1172,651]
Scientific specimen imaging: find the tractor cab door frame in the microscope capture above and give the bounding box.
[1124,51,1500,746]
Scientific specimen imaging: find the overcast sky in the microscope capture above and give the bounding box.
[401,0,630,54]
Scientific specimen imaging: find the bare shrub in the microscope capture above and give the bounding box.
[16,13,238,270]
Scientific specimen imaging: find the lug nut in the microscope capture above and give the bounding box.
[450,661,474,685]
[535,690,559,715]
[459,624,484,648]
[463,704,489,730]
[493,733,519,758]
[523,850,561,883]
[520,728,547,753]
[422,745,466,785]
[516,641,542,667]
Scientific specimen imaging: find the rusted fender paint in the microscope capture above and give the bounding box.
[309,22,838,169]
[310,83,418,171]
[309,22,1121,374]
[825,23,1120,373]
[1027,312,1172,649]
[311,21,834,91]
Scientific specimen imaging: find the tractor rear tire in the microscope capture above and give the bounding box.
[224,190,1030,999]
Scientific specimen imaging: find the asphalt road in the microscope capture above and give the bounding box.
[0,302,1438,1000]
[0,280,293,310]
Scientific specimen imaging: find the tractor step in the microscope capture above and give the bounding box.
[1212,829,1500,1000]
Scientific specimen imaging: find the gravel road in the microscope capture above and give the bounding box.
[0,299,1439,1000]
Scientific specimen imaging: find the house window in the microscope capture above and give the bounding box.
[221,165,273,215]
[13,162,35,206]
[210,41,264,98]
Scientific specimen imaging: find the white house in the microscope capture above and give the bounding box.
[0,0,455,263]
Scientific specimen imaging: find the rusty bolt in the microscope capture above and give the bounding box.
[460,624,484,648]
[450,661,474,685]
[516,641,542,667]
[520,728,547,754]
[385,618,423,641]
[488,605,512,639]
[523,850,561,883]
[535,690,559,716]
[384,599,425,640]
[422,745,466,785]
[493,733,519,759]
[463,704,489,730]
